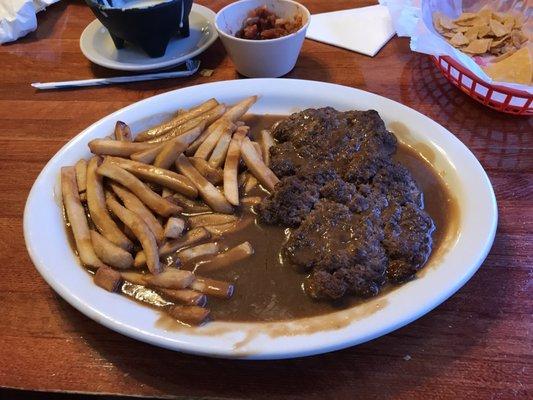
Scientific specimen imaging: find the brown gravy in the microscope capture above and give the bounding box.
[65,114,459,325]
[182,115,459,322]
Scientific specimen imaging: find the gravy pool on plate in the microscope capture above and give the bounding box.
[61,98,457,325]
[199,113,457,322]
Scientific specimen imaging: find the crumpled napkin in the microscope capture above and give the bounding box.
[379,0,532,94]
[0,0,59,44]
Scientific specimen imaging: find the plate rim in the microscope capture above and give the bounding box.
[23,78,498,359]
[79,4,218,71]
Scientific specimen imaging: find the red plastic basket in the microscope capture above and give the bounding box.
[431,55,532,116]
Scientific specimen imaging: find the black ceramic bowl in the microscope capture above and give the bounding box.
[85,0,193,58]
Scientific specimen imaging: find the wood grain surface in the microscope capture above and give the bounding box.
[0,0,531,399]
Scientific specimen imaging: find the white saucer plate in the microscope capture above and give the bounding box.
[24,79,497,359]
[79,4,217,71]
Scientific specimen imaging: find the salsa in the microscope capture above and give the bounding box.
[236,5,303,40]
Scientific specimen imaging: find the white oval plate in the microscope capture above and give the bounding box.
[79,4,217,71]
[24,79,497,359]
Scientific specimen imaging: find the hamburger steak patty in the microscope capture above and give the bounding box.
[257,107,435,300]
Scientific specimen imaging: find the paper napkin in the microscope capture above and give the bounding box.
[0,0,59,44]
[305,4,395,57]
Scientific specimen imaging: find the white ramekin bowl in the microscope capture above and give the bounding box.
[215,0,310,78]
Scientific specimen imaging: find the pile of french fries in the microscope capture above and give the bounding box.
[61,96,279,325]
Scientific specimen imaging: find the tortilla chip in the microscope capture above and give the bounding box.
[483,47,532,84]
[492,12,507,23]
[477,25,491,38]
[492,49,516,62]
[433,8,529,59]
[439,15,457,30]
[513,14,523,28]
[433,13,446,34]
[450,32,470,46]
[503,19,515,32]
[472,14,491,27]
[478,8,493,21]
[455,12,478,22]
[490,19,510,37]
[442,31,455,39]
[465,26,481,41]
[455,19,477,27]
[491,35,510,48]
[463,38,492,54]
[511,30,528,48]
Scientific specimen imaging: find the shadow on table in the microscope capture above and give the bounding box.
[54,228,510,399]
[1,1,68,46]
[286,53,333,82]
[218,52,333,83]
[399,54,533,172]
[87,39,228,85]
[0,388,140,400]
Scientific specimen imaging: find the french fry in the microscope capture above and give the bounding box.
[123,225,136,242]
[147,104,226,144]
[61,167,107,269]
[130,142,167,164]
[196,242,253,273]
[88,139,156,157]
[190,277,234,299]
[161,187,174,198]
[175,155,233,214]
[203,217,253,238]
[94,267,123,292]
[178,242,219,264]
[107,156,198,198]
[240,137,280,192]
[223,126,250,206]
[208,130,232,168]
[157,288,207,306]
[114,121,132,141]
[90,230,134,269]
[86,157,133,250]
[97,161,181,217]
[164,217,185,239]
[188,213,238,228]
[194,119,236,160]
[185,132,210,156]
[184,96,255,156]
[252,142,263,160]
[241,196,262,206]
[145,269,194,289]
[135,98,219,142]
[238,171,248,188]
[165,192,211,213]
[153,121,206,169]
[106,192,161,274]
[189,157,223,185]
[203,223,237,238]
[134,227,211,267]
[165,304,210,325]
[258,129,275,166]
[222,96,258,122]
[74,159,87,194]
[109,182,165,244]
[244,174,258,194]
[120,271,147,286]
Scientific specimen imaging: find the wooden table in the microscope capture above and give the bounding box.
[1,0,531,398]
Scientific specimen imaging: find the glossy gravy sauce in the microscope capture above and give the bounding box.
[66,114,459,324]
[182,115,459,322]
